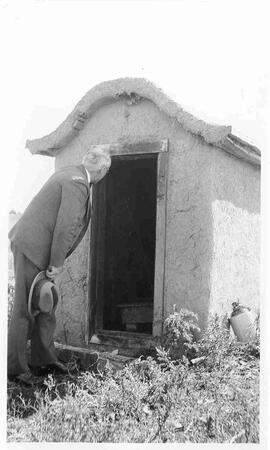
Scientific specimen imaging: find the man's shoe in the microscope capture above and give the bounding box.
[9,372,34,387]
[46,361,68,374]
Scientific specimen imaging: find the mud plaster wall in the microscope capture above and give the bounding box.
[53,98,258,345]
[209,149,260,318]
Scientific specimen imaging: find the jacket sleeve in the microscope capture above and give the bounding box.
[49,179,88,268]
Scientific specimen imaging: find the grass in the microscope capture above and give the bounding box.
[7,243,259,442]
[7,312,260,443]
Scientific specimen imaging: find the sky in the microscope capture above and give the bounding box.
[1,0,269,214]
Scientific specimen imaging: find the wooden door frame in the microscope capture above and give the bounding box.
[85,139,168,344]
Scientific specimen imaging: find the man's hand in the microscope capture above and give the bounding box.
[46,265,62,280]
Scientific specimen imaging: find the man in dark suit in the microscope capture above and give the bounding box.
[8,149,111,384]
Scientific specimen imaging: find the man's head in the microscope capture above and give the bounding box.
[82,148,111,183]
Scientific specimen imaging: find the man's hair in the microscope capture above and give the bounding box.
[82,148,111,172]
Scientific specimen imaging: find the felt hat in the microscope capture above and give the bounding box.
[28,271,58,319]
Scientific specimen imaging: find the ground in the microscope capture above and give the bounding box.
[7,323,260,443]
[7,234,260,443]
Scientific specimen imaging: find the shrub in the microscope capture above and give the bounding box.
[194,312,260,367]
[7,308,260,443]
[161,306,200,358]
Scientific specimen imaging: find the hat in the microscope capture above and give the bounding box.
[28,271,59,319]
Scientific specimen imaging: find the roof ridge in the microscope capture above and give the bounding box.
[25,77,260,166]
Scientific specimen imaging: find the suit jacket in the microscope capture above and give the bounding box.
[9,165,91,270]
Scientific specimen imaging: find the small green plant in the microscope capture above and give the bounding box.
[161,306,200,358]
[7,308,260,443]
[194,311,260,368]
[194,314,231,368]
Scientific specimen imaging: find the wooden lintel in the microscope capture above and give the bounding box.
[89,139,168,156]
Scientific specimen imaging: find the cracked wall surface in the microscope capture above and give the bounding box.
[54,98,260,345]
[54,231,90,346]
[209,148,260,318]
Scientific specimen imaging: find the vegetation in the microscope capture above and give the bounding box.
[7,303,260,443]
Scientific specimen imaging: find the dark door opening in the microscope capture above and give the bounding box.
[92,153,157,334]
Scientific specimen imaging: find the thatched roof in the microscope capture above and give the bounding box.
[25,78,260,166]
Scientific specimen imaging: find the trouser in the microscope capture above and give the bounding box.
[8,244,58,376]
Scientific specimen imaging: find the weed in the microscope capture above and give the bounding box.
[161,305,200,359]
[7,307,260,443]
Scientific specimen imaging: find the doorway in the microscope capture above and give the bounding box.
[88,140,168,342]
[91,153,157,334]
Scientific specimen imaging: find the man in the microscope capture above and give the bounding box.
[8,148,111,385]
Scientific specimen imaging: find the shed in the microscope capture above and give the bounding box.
[26,78,261,355]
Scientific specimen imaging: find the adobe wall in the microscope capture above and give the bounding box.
[53,98,258,345]
[163,136,213,330]
[209,148,260,318]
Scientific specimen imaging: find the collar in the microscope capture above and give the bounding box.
[79,164,91,185]
[85,167,91,184]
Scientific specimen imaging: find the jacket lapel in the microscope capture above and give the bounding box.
[77,164,92,224]
[86,188,92,225]
[65,167,92,258]
[77,165,90,188]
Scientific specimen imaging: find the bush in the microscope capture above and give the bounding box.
[161,306,200,359]
[194,312,260,367]
[7,308,260,443]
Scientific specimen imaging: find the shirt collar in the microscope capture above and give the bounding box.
[85,167,91,184]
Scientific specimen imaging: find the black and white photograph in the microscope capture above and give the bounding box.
[1,0,269,446]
